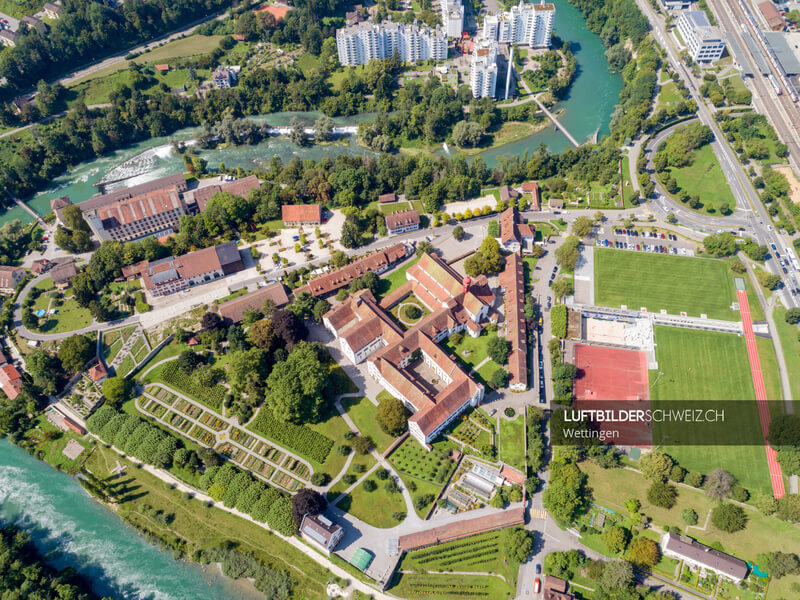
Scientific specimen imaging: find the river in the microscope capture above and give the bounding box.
[0,439,264,600]
[0,0,622,225]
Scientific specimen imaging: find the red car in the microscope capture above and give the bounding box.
[534,577,541,594]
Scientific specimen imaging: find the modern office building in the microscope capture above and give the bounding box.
[677,11,726,63]
[441,0,464,37]
[336,19,448,66]
[482,0,555,48]
[470,38,499,98]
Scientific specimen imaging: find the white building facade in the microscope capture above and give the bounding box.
[336,20,448,66]
[470,39,499,98]
[441,0,464,37]
[677,11,725,63]
[483,0,555,48]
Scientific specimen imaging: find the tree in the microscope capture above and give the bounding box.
[503,527,533,563]
[313,115,334,142]
[703,232,737,257]
[551,277,573,300]
[769,414,800,446]
[363,479,377,492]
[290,488,327,526]
[627,538,660,569]
[415,240,434,256]
[489,368,508,389]
[202,311,223,332]
[543,460,587,523]
[598,560,634,596]
[639,450,673,482]
[267,343,327,424]
[248,319,276,350]
[682,508,698,525]
[102,376,130,406]
[785,308,800,325]
[711,502,747,532]
[602,525,629,554]
[377,397,408,436]
[571,216,595,238]
[57,334,94,373]
[452,225,465,241]
[555,236,581,271]
[452,120,484,148]
[756,270,781,290]
[704,468,734,500]
[488,336,509,364]
[176,350,202,374]
[289,117,307,146]
[464,237,504,277]
[757,552,800,578]
[647,481,678,508]
[272,309,307,348]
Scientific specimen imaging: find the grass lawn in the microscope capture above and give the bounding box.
[582,461,800,566]
[498,415,525,471]
[83,443,331,599]
[116,355,136,378]
[379,201,412,215]
[337,474,407,528]
[666,143,735,215]
[773,306,800,404]
[390,293,431,328]
[24,416,88,473]
[398,530,518,592]
[440,328,499,371]
[649,326,771,494]
[377,255,421,297]
[389,572,513,600]
[657,81,683,107]
[757,336,783,402]
[340,395,395,453]
[594,249,737,319]
[389,437,455,486]
[325,452,377,500]
[31,279,93,334]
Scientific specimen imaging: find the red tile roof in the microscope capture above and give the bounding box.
[0,363,23,399]
[282,204,321,224]
[500,253,527,390]
[500,207,535,247]
[398,507,524,551]
[385,209,420,231]
[0,266,22,290]
[218,282,289,323]
[378,192,397,203]
[306,243,409,296]
[89,362,107,382]
[193,175,261,212]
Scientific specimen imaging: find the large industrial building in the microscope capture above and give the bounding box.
[482,0,555,49]
[335,20,448,66]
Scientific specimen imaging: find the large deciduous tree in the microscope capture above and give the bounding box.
[267,342,327,424]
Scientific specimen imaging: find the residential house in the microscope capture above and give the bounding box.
[31,259,52,275]
[385,209,420,235]
[212,66,238,88]
[0,363,23,399]
[548,198,564,210]
[51,196,72,225]
[0,266,24,293]
[22,15,45,32]
[660,533,748,583]
[302,243,410,297]
[522,180,541,210]
[50,261,78,289]
[378,192,397,203]
[155,64,170,73]
[499,185,519,204]
[543,576,575,600]
[0,30,18,47]
[217,282,289,324]
[281,204,322,226]
[43,2,64,18]
[499,206,535,253]
[299,513,344,553]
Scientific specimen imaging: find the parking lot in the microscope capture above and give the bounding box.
[597,227,696,257]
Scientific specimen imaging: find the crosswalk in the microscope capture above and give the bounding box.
[530,508,548,520]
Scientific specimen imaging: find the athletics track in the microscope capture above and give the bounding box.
[737,289,785,498]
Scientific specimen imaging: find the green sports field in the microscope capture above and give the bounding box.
[649,326,771,494]
[594,249,737,319]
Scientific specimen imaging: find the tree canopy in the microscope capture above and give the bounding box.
[267,342,328,424]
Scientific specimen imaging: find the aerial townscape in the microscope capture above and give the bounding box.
[3,0,800,598]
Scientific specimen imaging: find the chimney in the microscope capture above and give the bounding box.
[462,275,471,295]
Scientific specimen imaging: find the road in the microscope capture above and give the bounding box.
[634,0,800,309]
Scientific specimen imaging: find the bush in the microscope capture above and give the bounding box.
[504,407,516,418]
[711,503,747,533]
[362,479,377,492]
[403,304,422,320]
[375,468,389,480]
[551,304,567,338]
[685,472,704,488]
[647,481,678,508]
[310,472,330,486]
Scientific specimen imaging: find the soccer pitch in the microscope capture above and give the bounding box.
[594,249,737,319]
[649,326,771,494]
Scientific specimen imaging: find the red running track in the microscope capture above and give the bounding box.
[737,289,785,498]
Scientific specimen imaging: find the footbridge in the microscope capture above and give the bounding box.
[531,95,580,148]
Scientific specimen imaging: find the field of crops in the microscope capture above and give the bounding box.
[250,407,333,464]
[160,360,226,411]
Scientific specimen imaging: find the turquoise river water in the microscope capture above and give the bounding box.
[0,439,264,600]
[0,0,621,227]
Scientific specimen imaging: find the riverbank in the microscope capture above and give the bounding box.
[4,425,335,599]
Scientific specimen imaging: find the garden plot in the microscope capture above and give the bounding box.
[189,424,215,446]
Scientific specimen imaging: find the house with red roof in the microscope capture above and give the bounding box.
[282,204,322,226]
[0,363,23,399]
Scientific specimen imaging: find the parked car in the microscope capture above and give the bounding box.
[534,578,541,594]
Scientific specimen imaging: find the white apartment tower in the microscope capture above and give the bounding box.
[336,20,448,66]
[676,11,725,63]
[441,0,464,38]
[470,38,499,98]
[483,0,555,48]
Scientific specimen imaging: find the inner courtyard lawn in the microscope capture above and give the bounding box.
[498,415,526,472]
[594,249,737,319]
[649,326,771,494]
[336,472,407,528]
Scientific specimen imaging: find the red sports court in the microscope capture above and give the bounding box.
[573,344,650,402]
